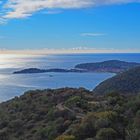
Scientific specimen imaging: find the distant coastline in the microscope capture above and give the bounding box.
[13,60,140,74]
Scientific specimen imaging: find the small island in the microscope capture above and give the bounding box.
[13,60,140,74]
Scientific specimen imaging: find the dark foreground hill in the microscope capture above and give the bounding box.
[75,60,140,73]
[94,66,140,95]
[0,88,140,140]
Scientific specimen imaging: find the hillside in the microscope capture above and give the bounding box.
[0,88,140,140]
[75,60,140,73]
[93,66,140,95]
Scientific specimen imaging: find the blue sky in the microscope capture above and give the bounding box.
[0,0,140,53]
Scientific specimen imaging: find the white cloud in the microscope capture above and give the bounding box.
[3,0,93,19]
[81,33,106,37]
[1,0,140,19]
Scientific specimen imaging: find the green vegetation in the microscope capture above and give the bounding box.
[55,135,76,140]
[94,66,140,95]
[0,88,140,140]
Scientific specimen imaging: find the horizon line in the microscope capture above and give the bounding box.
[0,48,140,55]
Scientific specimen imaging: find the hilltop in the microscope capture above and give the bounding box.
[0,88,140,140]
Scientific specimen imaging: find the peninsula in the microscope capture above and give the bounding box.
[13,60,140,74]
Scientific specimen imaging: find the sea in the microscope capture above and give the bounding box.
[0,53,140,102]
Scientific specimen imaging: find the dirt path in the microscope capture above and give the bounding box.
[56,103,85,119]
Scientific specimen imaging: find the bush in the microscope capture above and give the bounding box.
[73,113,96,140]
[55,135,76,140]
[96,128,117,140]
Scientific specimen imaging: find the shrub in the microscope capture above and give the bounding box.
[96,128,117,140]
[55,135,76,140]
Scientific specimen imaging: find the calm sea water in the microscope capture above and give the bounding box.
[0,53,140,102]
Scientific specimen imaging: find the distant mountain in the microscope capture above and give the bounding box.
[75,60,140,73]
[93,66,140,95]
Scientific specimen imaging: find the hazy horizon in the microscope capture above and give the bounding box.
[0,48,140,55]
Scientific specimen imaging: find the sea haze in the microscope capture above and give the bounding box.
[0,53,140,102]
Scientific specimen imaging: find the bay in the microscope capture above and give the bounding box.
[0,53,139,102]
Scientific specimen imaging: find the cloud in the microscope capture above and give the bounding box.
[81,33,106,37]
[3,0,93,19]
[1,0,140,19]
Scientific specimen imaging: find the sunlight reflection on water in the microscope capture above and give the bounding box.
[0,54,42,69]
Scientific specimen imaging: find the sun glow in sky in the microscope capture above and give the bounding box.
[0,0,140,53]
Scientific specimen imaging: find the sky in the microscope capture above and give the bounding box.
[0,0,140,54]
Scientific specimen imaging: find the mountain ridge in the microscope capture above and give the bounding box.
[75,60,140,73]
